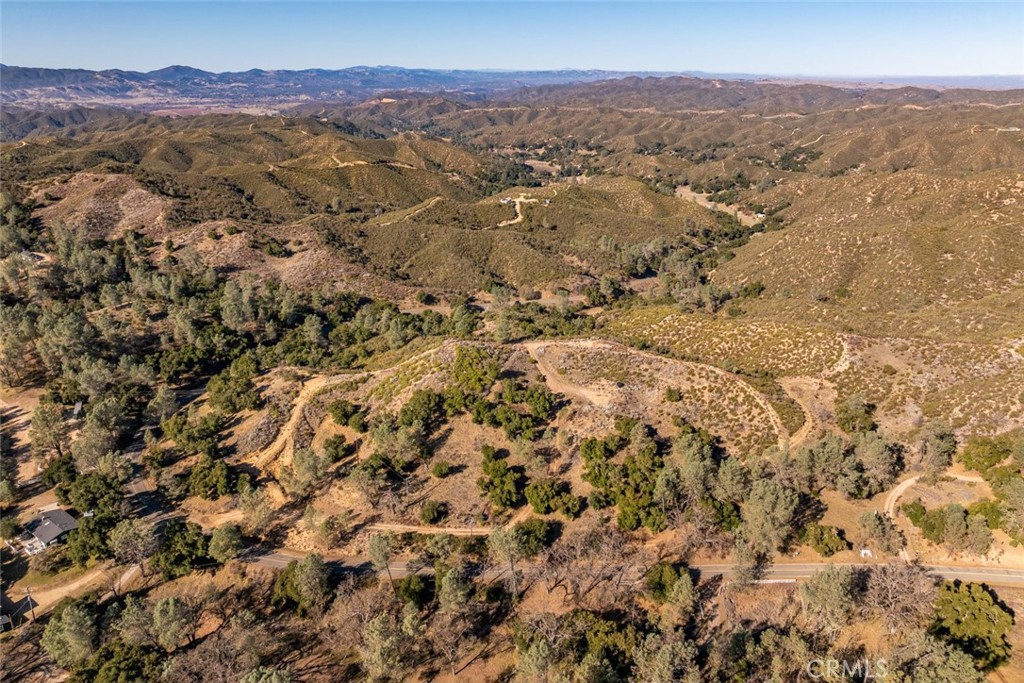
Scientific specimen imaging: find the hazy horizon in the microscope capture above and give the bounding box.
[3,63,1023,81]
[2,2,1022,78]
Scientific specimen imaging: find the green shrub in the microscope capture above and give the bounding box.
[933,581,1014,670]
[968,499,1003,529]
[398,389,446,435]
[395,574,432,609]
[0,516,22,540]
[323,435,352,463]
[558,493,584,519]
[420,500,448,525]
[187,455,233,499]
[903,499,947,544]
[525,478,563,514]
[207,354,261,413]
[431,460,453,478]
[348,412,368,433]
[328,400,360,425]
[161,411,224,457]
[959,437,1010,474]
[152,520,209,580]
[452,347,500,394]
[835,393,876,433]
[802,523,849,557]
[512,517,554,557]
[644,562,683,602]
[477,446,524,509]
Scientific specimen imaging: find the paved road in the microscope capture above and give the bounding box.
[688,563,1024,587]
[250,552,1024,588]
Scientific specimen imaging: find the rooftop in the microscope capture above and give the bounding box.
[24,509,78,545]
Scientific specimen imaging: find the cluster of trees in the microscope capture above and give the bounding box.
[569,411,906,566]
[34,513,1014,683]
[802,523,850,557]
[477,445,525,510]
[0,195,499,533]
[328,398,368,433]
[524,477,583,518]
[954,433,1024,543]
[342,345,569,515]
[206,353,261,412]
[493,301,596,342]
[903,499,993,555]
[581,419,671,532]
[787,430,903,499]
[512,551,1010,682]
[38,565,289,682]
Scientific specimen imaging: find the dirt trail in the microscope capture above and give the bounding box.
[251,345,444,471]
[254,373,351,469]
[778,376,830,448]
[377,196,443,227]
[827,336,853,375]
[524,339,787,446]
[883,473,986,519]
[331,155,367,169]
[497,194,538,227]
[366,522,490,537]
[190,508,246,530]
[884,472,986,560]
[26,563,114,610]
[674,187,760,227]
[523,339,614,407]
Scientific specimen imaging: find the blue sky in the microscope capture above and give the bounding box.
[2,2,1022,76]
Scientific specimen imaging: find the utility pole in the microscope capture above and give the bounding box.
[24,587,36,621]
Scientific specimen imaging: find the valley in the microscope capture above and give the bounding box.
[2,68,1024,683]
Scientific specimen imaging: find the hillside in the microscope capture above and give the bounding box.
[4,72,1024,683]
[2,114,755,294]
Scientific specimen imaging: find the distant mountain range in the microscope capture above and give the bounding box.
[3,64,1022,111]
[0,64,675,109]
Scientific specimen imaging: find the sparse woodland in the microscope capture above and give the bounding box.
[2,74,1024,682]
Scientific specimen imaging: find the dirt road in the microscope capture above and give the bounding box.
[377,196,443,227]
[674,187,760,227]
[251,344,444,470]
[525,339,787,447]
[497,194,538,227]
[366,522,490,537]
[883,472,985,519]
[777,376,828,448]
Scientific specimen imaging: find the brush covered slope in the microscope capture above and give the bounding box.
[3,75,1024,683]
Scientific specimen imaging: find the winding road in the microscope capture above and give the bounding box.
[497,194,538,227]
[524,339,788,448]
[674,187,760,227]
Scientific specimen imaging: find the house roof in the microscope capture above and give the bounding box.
[25,509,78,545]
